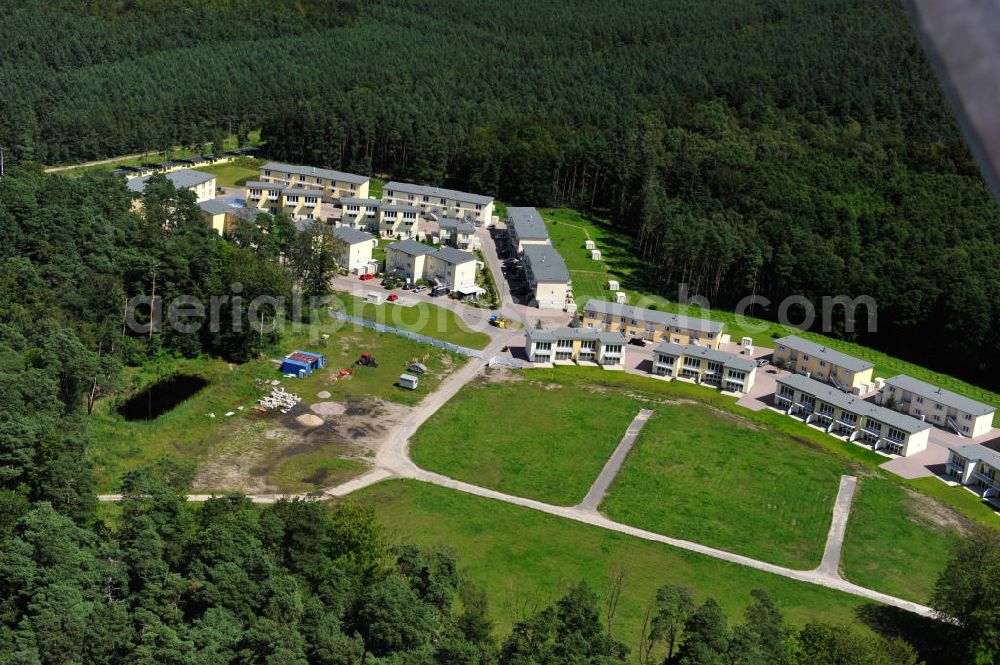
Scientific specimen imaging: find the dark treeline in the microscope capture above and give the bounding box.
[3,0,999,386]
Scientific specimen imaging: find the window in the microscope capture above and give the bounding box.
[802,354,810,361]
[819,360,827,367]
[935,404,943,411]
[916,397,923,404]
[964,414,972,421]
[963,426,970,433]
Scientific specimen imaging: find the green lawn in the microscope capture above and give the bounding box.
[841,478,962,603]
[354,480,880,642]
[369,178,385,199]
[539,207,1000,411]
[600,404,846,569]
[269,454,368,494]
[371,237,394,264]
[193,158,262,187]
[411,372,645,505]
[330,292,492,349]
[90,320,464,490]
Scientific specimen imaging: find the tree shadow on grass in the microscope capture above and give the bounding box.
[855,603,956,665]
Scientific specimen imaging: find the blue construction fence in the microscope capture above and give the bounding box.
[327,310,484,359]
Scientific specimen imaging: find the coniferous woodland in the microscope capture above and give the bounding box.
[2,2,1000,661]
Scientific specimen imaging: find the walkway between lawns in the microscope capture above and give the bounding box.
[816,475,858,579]
[577,408,654,511]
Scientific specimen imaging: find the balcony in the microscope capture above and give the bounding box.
[947,461,966,476]
[973,471,998,488]
[860,423,882,437]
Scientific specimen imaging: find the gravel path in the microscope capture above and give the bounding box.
[577,408,654,511]
[815,475,858,579]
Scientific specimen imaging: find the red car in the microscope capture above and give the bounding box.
[387,293,399,302]
[359,273,374,281]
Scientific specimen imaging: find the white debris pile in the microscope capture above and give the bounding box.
[257,386,301,413]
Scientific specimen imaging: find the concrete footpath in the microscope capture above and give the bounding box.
[578,408,654,511]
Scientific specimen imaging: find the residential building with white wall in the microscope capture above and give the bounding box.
[437,217,479,250]
[127,169,217,203]
[581,299,725,348]
[331,197,381,231]
[881,375,995,438]
[775,373,931,456]
[772,336,874,392]
[506,207,550,253]
[526,327,625,366]
[945,445,1000,501]
[332,227,377,273]
[379,203,422,238]
[260,162,370,199]
[245,181,323,221]
[382,182,494,225]
[652,342,757,394]
[522,244,572,310]
[385,240,477,290]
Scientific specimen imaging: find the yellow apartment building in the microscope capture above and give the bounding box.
[772,335,874,392]
[581,299,725,348]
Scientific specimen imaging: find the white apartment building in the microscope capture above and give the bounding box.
[945,444,1000,502]
[127,169,217,203]
[385,240,477,290]
[332,227,377,273]
[244,181,323,221]
[506,207,550,253]
[521,244,572,310]
[881,375,995,438]
[525,327,625,366]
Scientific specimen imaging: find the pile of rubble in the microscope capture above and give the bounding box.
[257,386,301,414]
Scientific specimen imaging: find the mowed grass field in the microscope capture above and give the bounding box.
[600,404,845,569]
[193,159,262,187]
[409,366,979,602]
[539,207,1000,411]
[410,373,643,505]
[90,319,464,490]
[353,480,881,641]
[330,292,492,350]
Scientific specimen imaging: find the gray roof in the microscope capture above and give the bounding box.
[438,217,476,234]
[654,342,756,372]
[883,375,995,417]
[245,180,282,190]
[383,181,493,206]
[777,373,931,433]
[947,443,1000,469]
[333,227,375,245]
[522,244,570,284]
[507,207,549,241]
[432,246,476,265]
[336,197,380,207]
[282,188,323,198]
[774,336,874,373]
[584,299,725,334]
[262,162,368,185]
[387,239,436,256]
[198,199,236,215]
[127,168,215,194]
[380,203,422,214]
[528,326,625,346]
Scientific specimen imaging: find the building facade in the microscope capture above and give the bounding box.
[525,327,625,366]
[260,162,370,199]
[772,336,874,392]
[197,199,259,235]
[652,343,757,394]
[581,299,725,348]
[245,182,324,221]
[332,227,377,273]
[127,169,217,203]
[945,445,1000,502]
[385,240,477,290]
[382,182,494,225]
[774,374,931,456]
[881,375,995,438]
[521,244,572,310]
[379,204,422,238]
[331,197,381,231]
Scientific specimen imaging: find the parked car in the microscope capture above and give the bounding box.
[756,358,769,367]
[628,337,647,347]
[407,362,427,374]
[387,293,399,302]
[413,285,427,293]
[359,273,375,281]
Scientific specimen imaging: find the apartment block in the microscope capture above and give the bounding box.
[525,327,625,366]
[581,299,725,348]
[245,182,323,221]
[331,197,381,231]
[522,244,572,310]
[652,343,757,394]
[197,199,259,235]
[436,217,479,250]
[772,336,874,392]
[332,227,377,273]
[506,207,550,253]
[379,204,422,238]
[881,375,995,438]
[260,162,370,199]
[775,374,931,456]
[945,445,1000,501]
[127,168,217,203]
[385,240,477,291]
[382,182,494,225]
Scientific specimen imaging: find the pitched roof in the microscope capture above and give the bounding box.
[883,375,996,417]
[506,207,549,241]
[261,161,368,185]
[380,203,422,214]
[584,299,725,334]
[947,443,1000,469]
[383,181,493,205]
[281,188,323,198]
[127,168,215,194]
[432,246,476,265]
[527,326,625,346]
[774,336,874,373]
[333,227,375,245]
[387,239,436,256]
[438,217,476,233]
[522,244,569,283]
[336,197,380,207]
[776,373,931,433]
[654,342,756,372]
